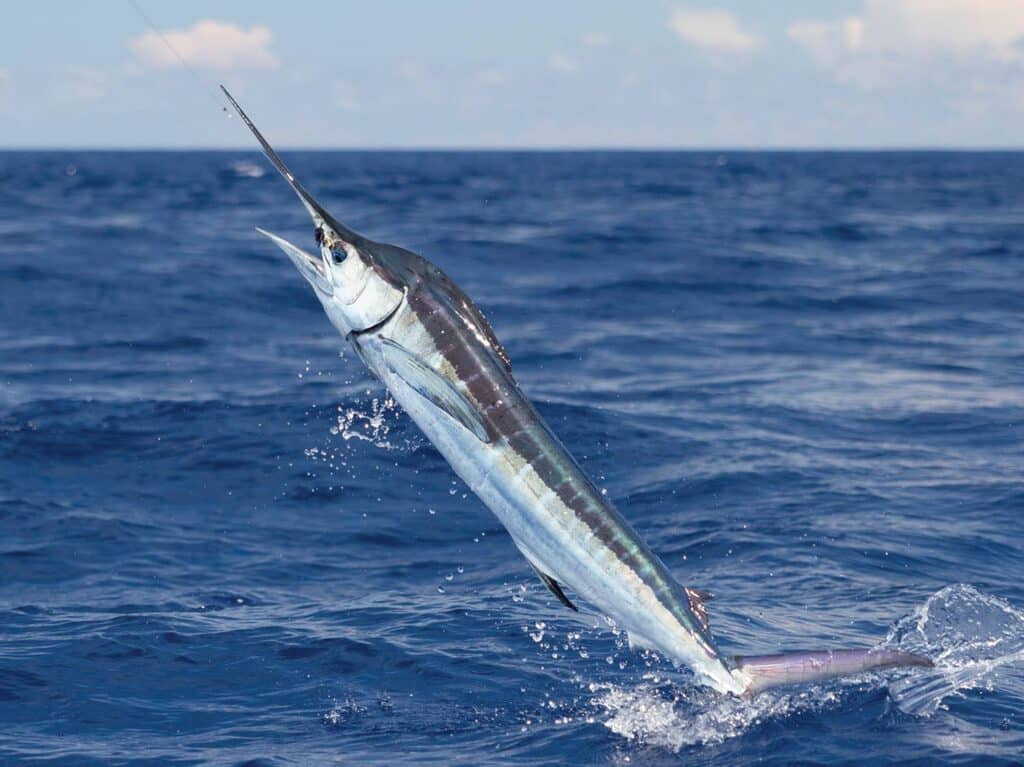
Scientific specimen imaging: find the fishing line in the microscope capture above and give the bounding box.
[126,0,233,118]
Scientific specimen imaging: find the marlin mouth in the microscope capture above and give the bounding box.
[255,227,333,296]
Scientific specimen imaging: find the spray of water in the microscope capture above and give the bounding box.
[884,584,1024,716]
[582,584,1022,751]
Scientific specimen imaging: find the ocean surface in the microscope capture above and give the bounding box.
[1,150,1023,766]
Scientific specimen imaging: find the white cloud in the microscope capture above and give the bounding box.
[787,19,863,67]
[668,9,758,54]
[130,19,279,71]
[548,53,579,74]
[788,0,1024,88]
[582,32,610,47]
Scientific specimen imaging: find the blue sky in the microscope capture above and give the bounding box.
[1,1,1022,148]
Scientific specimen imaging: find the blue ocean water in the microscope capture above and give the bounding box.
[1,149,1023,766]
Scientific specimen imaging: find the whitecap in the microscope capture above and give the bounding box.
[229,160,266,179]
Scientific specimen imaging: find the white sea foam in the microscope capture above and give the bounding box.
[590,677,840,751]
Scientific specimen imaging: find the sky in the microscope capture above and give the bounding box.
[1,0,1023,148]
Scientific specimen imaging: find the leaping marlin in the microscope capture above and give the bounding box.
[222,87,931,697]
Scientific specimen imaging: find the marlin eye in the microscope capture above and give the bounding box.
[332,251,345,264]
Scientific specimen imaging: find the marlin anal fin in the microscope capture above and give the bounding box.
[685,587,713,634]
[735,648,934,696]
[379,338,491,443]
[531,565,578,612]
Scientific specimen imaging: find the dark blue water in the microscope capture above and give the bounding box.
[2,150,1023,765]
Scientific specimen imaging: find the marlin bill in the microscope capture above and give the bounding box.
[221,87,932,697]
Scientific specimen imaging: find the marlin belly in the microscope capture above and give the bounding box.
[354,288,743,694]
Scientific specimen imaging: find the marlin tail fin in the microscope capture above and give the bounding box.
[735,648,933,696]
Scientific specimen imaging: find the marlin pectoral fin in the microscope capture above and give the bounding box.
[379,338,491,443]
[531,565,578,612]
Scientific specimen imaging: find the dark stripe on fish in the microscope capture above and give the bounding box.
[404,282,704,638]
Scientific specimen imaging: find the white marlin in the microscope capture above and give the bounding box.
[223,88,931,696]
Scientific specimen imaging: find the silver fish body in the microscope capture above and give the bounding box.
[353,264,743,693]
[223,87,931,697]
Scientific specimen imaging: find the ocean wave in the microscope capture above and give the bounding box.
[2,150,1022,765]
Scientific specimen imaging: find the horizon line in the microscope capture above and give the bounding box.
[2,145,1024,153]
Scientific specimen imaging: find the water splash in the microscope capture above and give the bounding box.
[884,584,1024,716]
[586,585,1023,750]
[591,676,840,751]
[322,697,366,728]
[330,396,420,451]
[301,395,423,491]
[535,622,847,751]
